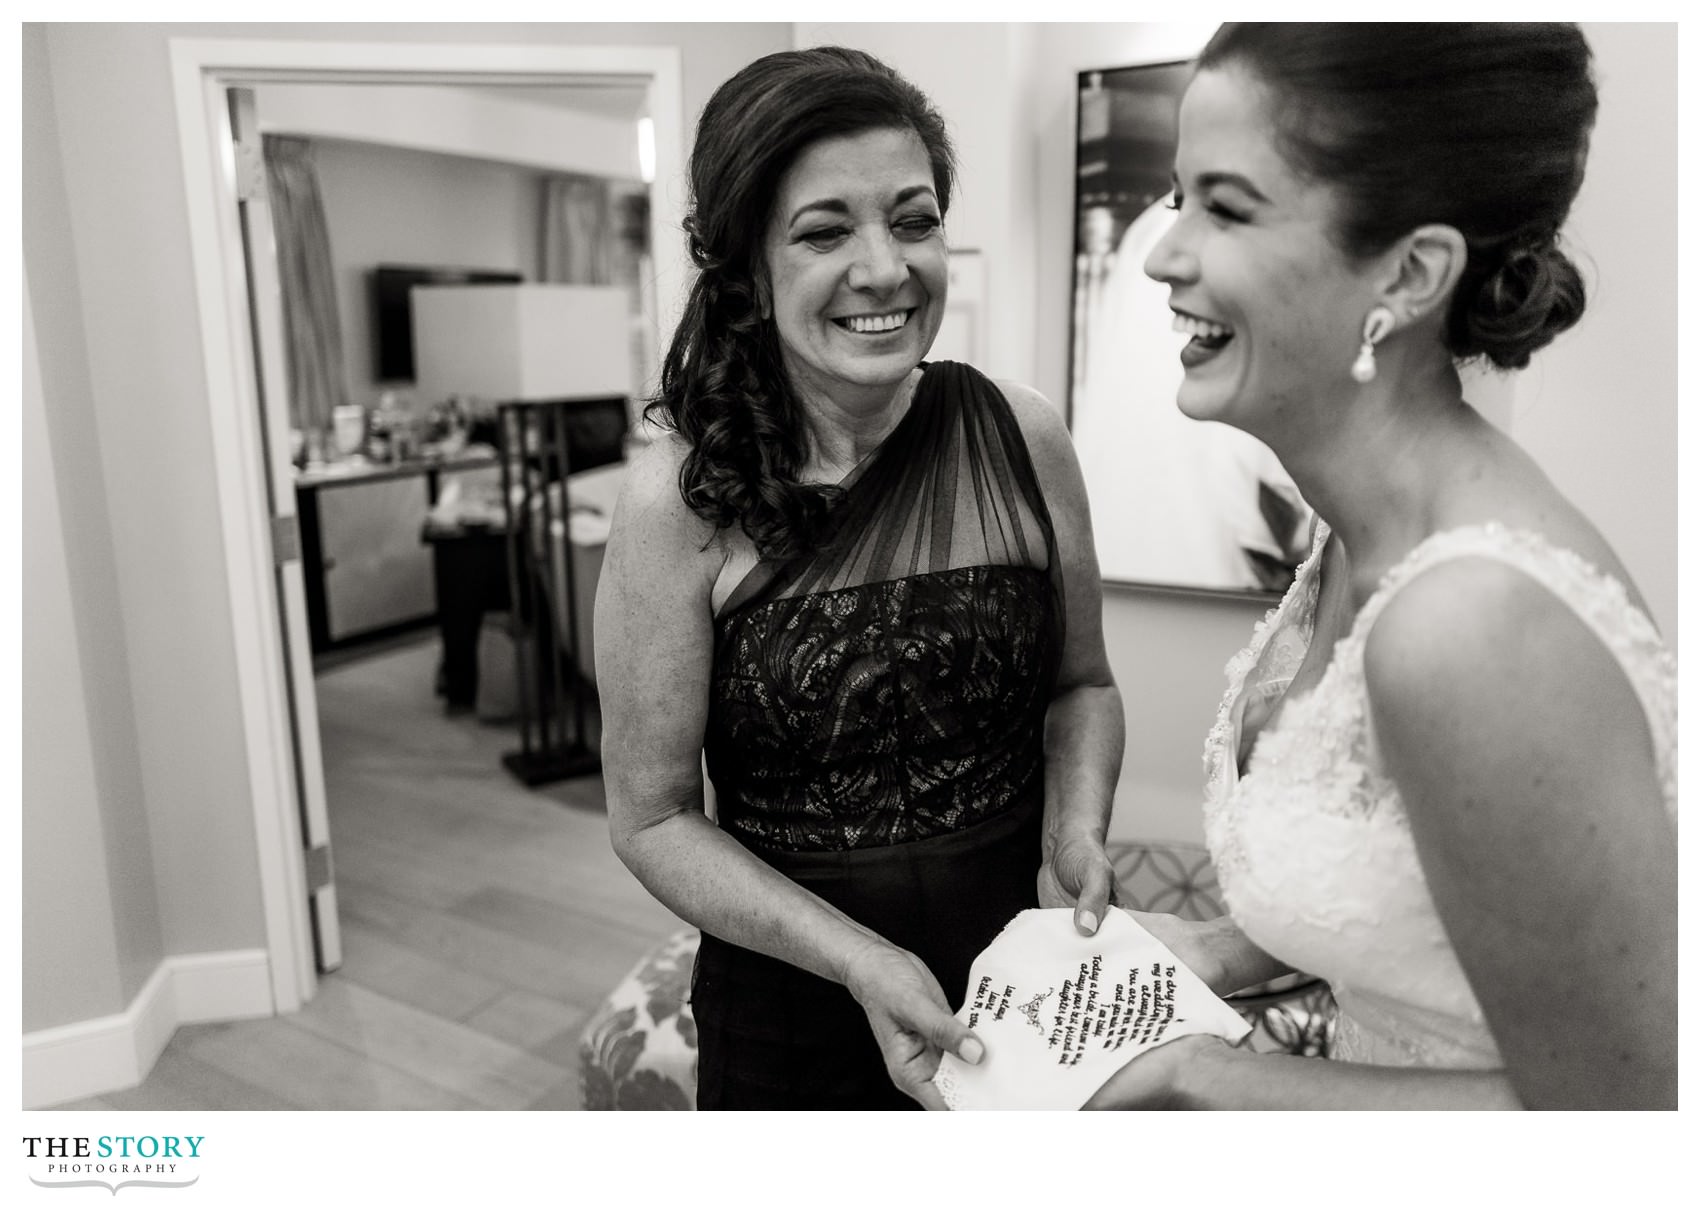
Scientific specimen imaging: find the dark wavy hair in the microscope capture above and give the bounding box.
[645,46,956,560]
[1200,23,1597,370]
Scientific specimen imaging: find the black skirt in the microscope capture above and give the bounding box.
[691,796,1042,1110]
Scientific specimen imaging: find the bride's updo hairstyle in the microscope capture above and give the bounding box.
[648,47,956,560]
[1199,23,1597,370]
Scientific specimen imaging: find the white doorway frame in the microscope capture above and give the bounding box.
[168,37,686,1015]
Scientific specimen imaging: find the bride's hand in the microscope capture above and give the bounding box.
[1081,1033,1230,1110]
[1115,909,1239,996]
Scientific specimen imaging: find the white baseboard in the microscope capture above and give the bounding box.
[22,949,273,1109]
[169,949,273,1024]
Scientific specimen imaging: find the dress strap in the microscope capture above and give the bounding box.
[717,361,1060,622]
[1350,523,1676,808]
[1355,523,1664,657]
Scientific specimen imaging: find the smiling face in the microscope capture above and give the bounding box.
[1143,66,1381,436]
[761,127,947,409]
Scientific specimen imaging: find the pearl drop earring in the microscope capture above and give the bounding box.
[1351,306,1396,384]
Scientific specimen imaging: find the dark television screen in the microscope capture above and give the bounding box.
[371,264,524,382]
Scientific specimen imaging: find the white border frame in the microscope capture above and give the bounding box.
[168,37,686,1014]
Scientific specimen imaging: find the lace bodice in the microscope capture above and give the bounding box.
[1202,521,1678,1068]
[706,362,1063,852]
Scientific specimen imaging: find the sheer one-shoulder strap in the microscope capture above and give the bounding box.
[719,361,1062,623]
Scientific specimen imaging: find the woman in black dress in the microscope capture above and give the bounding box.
[596,46,1124,1110]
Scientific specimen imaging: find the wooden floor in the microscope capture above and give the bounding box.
[46,635,685,1111]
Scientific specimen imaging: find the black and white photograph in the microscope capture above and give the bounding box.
[17,17,1683,1203]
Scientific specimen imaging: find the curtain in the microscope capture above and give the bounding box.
[540,175,613,285]
[262,135,346,436]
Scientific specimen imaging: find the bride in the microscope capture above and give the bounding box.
[1088,23,1675,1110]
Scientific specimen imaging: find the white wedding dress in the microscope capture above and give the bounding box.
[1201,521,1677,1067]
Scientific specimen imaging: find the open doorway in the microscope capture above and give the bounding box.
[149,39,692,1109]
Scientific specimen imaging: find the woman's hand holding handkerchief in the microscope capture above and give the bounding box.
[931,908,1251,1110]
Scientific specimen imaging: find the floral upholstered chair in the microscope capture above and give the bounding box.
[578,926,700,1111]
[578,840,1334,1109]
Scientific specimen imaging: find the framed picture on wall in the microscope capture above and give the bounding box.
[1067,60,1312,598]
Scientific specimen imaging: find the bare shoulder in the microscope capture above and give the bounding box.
[604,432,723,588]
[993,378,1070,444]
[613,433,708,534]
[1366,556,1590,696]
[616,431,691,514]
[1362,555,1650,769]
[991,378,1078,479]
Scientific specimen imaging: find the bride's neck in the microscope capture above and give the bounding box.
[1279,365,1484,573]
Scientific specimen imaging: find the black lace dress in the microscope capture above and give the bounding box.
[693,361,1065,1109]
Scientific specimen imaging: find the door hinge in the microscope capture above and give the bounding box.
[271,515,301,566]
[235,138,266,202]
[303,844,333,893]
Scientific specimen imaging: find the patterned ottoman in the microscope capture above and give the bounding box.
[578,927,700,1111]
[578,841,1334,1109]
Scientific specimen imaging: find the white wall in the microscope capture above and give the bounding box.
[23,275,128,1031]
[1512,22,1677,645]
[23,24,165,1030]
[40,25,272,975]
